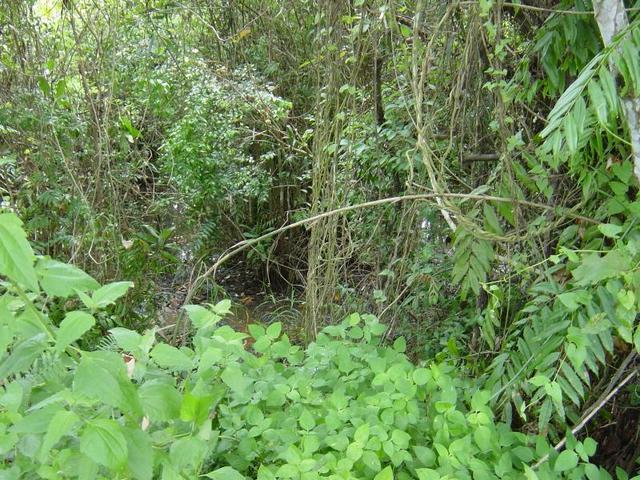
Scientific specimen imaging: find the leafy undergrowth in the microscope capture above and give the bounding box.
[0,212,633,479]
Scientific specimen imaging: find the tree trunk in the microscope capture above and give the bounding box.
[593,0,640,184]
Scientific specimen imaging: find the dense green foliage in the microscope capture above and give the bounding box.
[0,213,629,479]
[2,0,640,478]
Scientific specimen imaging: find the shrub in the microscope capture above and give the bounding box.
[0,213,624,479]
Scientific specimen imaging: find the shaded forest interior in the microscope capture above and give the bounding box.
[2,0,640,479]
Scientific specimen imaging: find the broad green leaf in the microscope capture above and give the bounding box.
[0,382,23,413]
[257,465,276,480]
[479,0,493,15]
[281,444,302,464]
[538,397,553,435]
[10,404,60,433]
[611,161,633,183]
[326,433,349,451]
[434,401,453,413]
[584,464,602,480]
[583,437,597,457]
[205,465,246,479]
[276,464,298,478]
[54,79,66,98]
[36,258,99,298]
[346,442,363,461]
[73,354,123,407]
[523,465,539,480]
[109,327,143,352]
[474,425,492,451]
[617,289,635,310]
[616,466,630,480]
[374,466,394,480]
[139,329,156,355]
[38,76,50,95]
[554,450,579,472]
[138,381,181,422]
[80,419,128,469]
[221,363,253,394]
[170,436,207,470]
[56,311,95,352]
[393,336,406,353]
[545,381,564,418]
[0,213,38,291]
[200,346,223,368]
[180,391,214,425]
[561,362,585,400]
[471,390,491,410]
[76,289,97,310]
[399,24,412,38]
[266,388,286,407]
[512,446,534,462]
[248,323,266,339]
[354,423,369,443]
[246,405,265,426]
[416,469,440,480]
[572,250,630,286]
[557,290,590,312]
[0,333,48,378]
[252,335,271,353]
[299,409,315,430]
[370,322,387,336]
[528,375,549,387]
[413,368,430,386]
[92,281,134,308]
[125,428,153,480]
[39,410,79,462]
[266,322,282,339]
[597,224,623,239]
[362,450,381,472]
[184,305,219,329]
[150,343,193,371]
[413,446,436,467]
[391,429,410,449]
[120,117,140,138]
[212,299,231,314]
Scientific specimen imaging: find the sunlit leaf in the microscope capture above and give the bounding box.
[56,311,95,352]
[80,419,128,469]
[36,258,99,298]
[0,213,38,291]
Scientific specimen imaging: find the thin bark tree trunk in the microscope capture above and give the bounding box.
[593,0,640,183]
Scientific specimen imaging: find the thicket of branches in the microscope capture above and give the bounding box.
[1,0,640,478]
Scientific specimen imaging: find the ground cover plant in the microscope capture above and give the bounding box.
[0,212,631,479]
[2,0,640,478]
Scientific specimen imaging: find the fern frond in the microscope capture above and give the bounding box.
[25,351,71,387]
[484,278,622,437]
[452,227,494,298]
[540,20,640,162]
[96,333,119,352]
[192,219,218,259]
